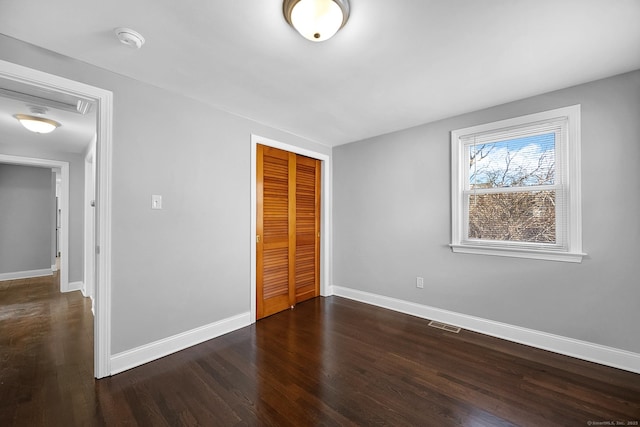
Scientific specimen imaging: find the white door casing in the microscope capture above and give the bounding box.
[0,59,114,378]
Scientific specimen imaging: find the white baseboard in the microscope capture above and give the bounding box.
[110,311,252,375]
[63,281,84,293]
[51,264,58,272]
[0,268,52,281]
[332,286,640,375]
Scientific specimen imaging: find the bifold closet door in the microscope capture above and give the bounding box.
[294,154,321,304]
[256,145,320,320]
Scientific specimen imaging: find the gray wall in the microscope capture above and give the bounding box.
[333,70,640,354]
[0,35,331,354]
[0,163,52,274]
[0,145,86,284]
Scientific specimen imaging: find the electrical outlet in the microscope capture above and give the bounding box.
[416,277,424,289]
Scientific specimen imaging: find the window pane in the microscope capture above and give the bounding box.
[469,133,555,189]
[468,190,556,243]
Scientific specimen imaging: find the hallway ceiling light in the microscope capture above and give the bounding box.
[283,0,350,42]
[14,114,61,134]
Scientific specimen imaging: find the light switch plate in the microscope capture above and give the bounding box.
[152,195,162,210]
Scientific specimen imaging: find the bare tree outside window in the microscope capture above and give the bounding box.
[467,133,556,243]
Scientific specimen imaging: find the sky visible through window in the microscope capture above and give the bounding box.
[469,133,556,189]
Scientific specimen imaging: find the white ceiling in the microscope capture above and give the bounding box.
[0,0,639,147]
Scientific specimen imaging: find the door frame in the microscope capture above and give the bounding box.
[0,59,113,379]
[250,134,331,322]
[0,155,69,290]
[83,138,97,311]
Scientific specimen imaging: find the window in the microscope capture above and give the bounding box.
[450,105,584,262]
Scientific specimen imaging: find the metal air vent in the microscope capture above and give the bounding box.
[428,320,461,334]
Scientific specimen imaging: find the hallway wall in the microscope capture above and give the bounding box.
[0,163,52,275]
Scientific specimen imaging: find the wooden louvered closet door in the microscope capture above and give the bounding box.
[256,145,321,320]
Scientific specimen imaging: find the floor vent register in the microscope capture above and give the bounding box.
[428,320,461,334]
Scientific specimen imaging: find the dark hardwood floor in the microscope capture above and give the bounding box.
[0,272,94,425]
[1,275,639,426]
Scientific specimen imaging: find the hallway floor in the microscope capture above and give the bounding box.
[0,272,94,425]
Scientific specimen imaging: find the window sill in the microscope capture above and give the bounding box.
[449,244,586,263]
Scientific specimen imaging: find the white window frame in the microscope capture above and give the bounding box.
[450,105,585,263]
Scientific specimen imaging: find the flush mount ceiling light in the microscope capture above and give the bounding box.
[114,27,145,49]
[13,106,61,134]
[283,0,350,42]
[14,114,61,134]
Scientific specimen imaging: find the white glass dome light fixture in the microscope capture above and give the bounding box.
[283,0,350,42]
[14,107,61,134]
[14,114,61,133]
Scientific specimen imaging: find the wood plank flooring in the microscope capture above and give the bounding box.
[1,275,639,426]
[0,273,94,426]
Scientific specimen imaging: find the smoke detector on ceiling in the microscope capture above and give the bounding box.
[114,27,145,49]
